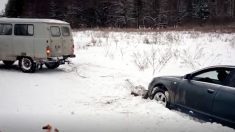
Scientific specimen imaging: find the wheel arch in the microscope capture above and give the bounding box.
[149,83,168,99]
[150,83,174,108]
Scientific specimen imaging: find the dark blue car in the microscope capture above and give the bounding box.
[147,65,235,126]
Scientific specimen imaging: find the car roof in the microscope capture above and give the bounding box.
[205,65,235,69]
[0,18,69,25]
[191,65,235,74]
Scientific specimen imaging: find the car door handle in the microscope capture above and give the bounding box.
[207,89,215,94]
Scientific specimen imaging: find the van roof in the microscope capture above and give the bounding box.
[0,18,69,25]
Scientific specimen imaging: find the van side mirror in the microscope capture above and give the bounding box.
[184,74,192,80]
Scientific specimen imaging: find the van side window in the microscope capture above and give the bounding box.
[14,24,34,36]
[62,27,70,36]
[0,24,12,35]
[50,26,61,37]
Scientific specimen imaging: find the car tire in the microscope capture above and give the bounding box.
[19,57,36,73]
[3,60,15,66]
[45,62,60,69]
[153,87,169,107]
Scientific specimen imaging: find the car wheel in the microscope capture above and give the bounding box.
[45,62,60,69]
[3,60,15,66]
[19,57,36,73]
[153,88,169,107]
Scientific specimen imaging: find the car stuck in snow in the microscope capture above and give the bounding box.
[147,65,235,126]
[0,18,75,73]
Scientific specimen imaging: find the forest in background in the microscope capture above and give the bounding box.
[2,0,235,28]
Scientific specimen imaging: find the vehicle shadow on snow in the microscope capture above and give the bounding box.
[0,64,20,72]
[36,67,66,74]
[0,64,67,74]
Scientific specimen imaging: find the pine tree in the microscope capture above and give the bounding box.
[107,0,135,27]
[192,0,210,23]
[5,0,24,17]
[66,0,81,27]
[49,0,57,19]
[133,0,144,27]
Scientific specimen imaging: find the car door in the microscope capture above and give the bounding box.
[212,70,235,123]
[176,69,224,115]
[50,26,63,57]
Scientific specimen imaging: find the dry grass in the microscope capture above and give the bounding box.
[73,24,235,33]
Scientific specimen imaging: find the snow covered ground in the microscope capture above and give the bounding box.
[0,30,235,132]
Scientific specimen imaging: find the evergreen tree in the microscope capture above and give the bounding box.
[5,0,24,17]
[133,0,144,27]
[49,0,57,19]
[66,1,81,27]
[192,0,210,21]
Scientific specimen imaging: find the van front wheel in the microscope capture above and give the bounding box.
[45,62,60,69]
[19,57,36,73]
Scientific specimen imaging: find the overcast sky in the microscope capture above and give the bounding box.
[0,0,8,12]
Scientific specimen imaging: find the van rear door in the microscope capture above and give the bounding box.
[61,26,74,55]
[49,26,63,57]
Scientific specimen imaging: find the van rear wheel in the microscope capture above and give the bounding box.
[19,57,36,73]
[45,62,60,69]
[3,61,15,66]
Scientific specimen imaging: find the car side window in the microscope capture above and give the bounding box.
[192,69,231,85]
[50,26,61,37]
[14,24,34,36]
[62,27,70,36]
[0,24,12,35]
[227,71,235,87]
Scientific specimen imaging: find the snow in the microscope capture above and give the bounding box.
[0,30,235,132]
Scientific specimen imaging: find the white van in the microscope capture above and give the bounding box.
[0,18,75,73]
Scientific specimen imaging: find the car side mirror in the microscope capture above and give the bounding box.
[184,74,192,80]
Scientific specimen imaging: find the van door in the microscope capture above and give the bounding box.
[50,26,63,57]
[13,24,35,58]
[0,23,13,60]
[61,26,74,55]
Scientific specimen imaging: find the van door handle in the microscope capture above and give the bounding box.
[207,89,215,94]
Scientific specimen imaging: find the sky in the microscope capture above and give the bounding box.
[0,0,8,12]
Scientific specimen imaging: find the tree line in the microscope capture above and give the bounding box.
[3,0,235,28]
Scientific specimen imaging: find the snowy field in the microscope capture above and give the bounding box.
[0,30,235,132]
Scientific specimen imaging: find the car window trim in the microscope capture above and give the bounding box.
[190,67,233,86]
